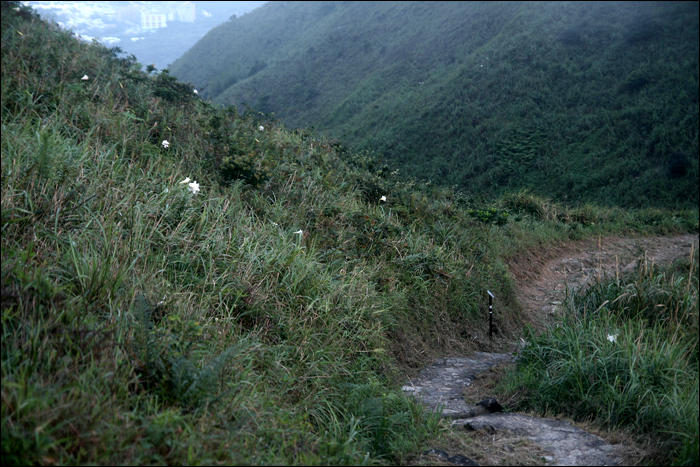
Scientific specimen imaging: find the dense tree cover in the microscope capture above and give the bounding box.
[171,1,699,209]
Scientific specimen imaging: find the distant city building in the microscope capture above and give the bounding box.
[141,11,167,30]
[139,2,196,31]
[174,1,196,22]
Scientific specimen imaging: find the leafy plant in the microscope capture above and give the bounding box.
[130,294,253,409]
[151,69,197,105]
[219,151,271,187]
[469,208,509,225]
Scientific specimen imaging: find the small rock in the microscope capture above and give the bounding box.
[464,421,497,435]
[425,449,479,466]
[426,449,450,459]
[447,453,479,466]
[476,397,503,413]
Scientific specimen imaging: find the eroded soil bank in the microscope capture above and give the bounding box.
[406,234,699,466]
[511,234,698,334]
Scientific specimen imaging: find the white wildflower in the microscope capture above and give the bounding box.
[188,181,200,194]
[259,125,264,131]
[178,177,191,184]
[81,74,89,81]
[294,229,303,235]
[607,334,618,343]
[193,89,198,94]
[162,140,169,148]
[380,195,387,202]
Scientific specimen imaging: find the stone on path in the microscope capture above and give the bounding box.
[401,352,516,419]
[404,352,621,466]
[454,413,619,466]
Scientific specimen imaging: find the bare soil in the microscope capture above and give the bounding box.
[406,233,699,466]
[510,234,698,334]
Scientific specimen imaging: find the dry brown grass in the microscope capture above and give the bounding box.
[404,417,550,466]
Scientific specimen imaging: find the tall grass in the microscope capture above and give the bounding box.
[0,4,503,464]
[1,3,697,465]
[500,246,699,465]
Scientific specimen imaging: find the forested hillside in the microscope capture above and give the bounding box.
[171,1,699,209]
[2,2,697,464]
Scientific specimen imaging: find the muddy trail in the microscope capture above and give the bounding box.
[405,234,699,466]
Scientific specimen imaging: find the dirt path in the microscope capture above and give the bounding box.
[514,234,698,333]
[407,234,699,466]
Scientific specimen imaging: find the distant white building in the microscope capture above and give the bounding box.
[141,11,167,30]
[118,6,141,24]
[140,1,196,30]
[174,1,196,22]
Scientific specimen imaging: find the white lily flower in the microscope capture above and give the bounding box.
[607,334,618,343]
[178,177,191,184]
[294,229,303,235]
[162,140,169,148]
[380,195,387,202]
[81,74,89,81]
[188,181,200,194]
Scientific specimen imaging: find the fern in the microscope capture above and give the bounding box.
[130,293,251,409]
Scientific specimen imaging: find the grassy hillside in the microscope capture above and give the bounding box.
[170,1,699,210]
[499,254,699,466]
[1,3,697,465]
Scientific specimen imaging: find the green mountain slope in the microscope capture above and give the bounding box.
[170,1,699,209]
[2,3,697,465]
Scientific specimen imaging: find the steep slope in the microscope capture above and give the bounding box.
[171,1,699,209]
[0,3,525,464]
[2,3,697,464]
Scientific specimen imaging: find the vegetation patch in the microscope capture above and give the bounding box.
[0,3,696,465]
[170,1,698,210]
[498,251,699,466]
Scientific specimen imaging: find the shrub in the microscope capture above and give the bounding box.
[219,152,271,187]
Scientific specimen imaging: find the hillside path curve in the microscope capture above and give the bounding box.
[406,234,699,466]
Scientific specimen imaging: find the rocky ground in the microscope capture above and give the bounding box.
[404,234,699,466]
